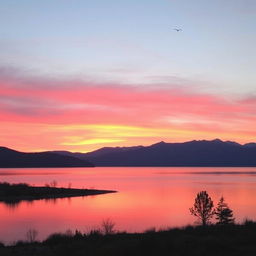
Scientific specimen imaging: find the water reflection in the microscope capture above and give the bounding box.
[1,201,20,210]
[0,194,101,209]
[0,167,256,243]
[156,171,256,175]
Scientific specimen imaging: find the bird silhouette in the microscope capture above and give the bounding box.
[173,28,182,32]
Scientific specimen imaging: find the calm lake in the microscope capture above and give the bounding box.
[1,167,256,243]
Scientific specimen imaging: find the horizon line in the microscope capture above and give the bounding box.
[1,138,256,154]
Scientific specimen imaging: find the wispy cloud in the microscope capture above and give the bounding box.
[0,67,256,152]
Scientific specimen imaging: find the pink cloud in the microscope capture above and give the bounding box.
[0,79,250,124]
[0,70,256,151]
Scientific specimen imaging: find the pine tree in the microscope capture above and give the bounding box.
[215,197,235,225]
[189,191,215,226]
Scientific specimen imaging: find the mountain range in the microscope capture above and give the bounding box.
[1,139,256,167]
[0,147,94,168]
[53,139,256,167]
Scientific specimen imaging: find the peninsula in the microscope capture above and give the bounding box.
[0,182,116,204]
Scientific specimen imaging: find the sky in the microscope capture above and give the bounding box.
[0,0,256,152]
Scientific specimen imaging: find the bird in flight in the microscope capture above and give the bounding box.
[173,28,182,32]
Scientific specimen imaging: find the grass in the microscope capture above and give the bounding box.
[1,222,256,256]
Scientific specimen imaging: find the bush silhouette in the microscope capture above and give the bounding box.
[101,218,115,235]
[26,229,38,243]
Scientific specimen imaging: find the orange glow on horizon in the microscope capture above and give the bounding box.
[0,122,255,153]
[0,75,256,152]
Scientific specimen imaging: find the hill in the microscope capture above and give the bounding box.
[0,147,94,168]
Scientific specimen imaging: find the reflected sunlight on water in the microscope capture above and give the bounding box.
[0,167,256,243]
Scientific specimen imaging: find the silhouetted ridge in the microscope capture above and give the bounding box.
[3,139,256,167]
[244,143,256,148]
[0,147,94,168]
[52,146,144,159]
[55,139,256,167]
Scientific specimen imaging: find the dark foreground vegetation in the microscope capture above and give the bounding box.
[1,221,256,256]
[0,182,116,204]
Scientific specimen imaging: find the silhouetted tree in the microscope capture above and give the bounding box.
[26,229,38,243]
[50,180,58,188]
[101,218,115,234]
[189,191,215,226]
[215,196,235,225]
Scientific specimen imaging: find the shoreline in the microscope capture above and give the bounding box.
[0,182,117,204]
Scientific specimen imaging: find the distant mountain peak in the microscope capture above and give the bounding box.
[0,146,19,153]
[244,143,256,148]
[151,141,166,146]
[212,138,223,142]
[0,146,10,150]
